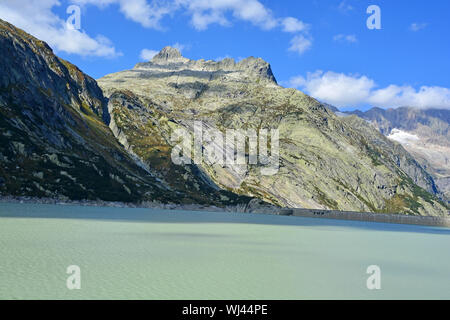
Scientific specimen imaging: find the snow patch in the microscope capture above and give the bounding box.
[387,128,419,144]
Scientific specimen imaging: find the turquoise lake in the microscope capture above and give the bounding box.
[0,202,449,299]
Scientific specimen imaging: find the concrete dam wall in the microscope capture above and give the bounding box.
[278,208,450,228]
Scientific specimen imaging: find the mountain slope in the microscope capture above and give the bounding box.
[0,19,161,202]
[98,47,448,216]
[344,107,449,203]
[0,20,447,216]
[0,19,253,207]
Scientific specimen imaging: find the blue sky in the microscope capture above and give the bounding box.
[1,0,449,110]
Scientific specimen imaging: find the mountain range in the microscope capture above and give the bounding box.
[344,107,449,203]
[0,19,448,216]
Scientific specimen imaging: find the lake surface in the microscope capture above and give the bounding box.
[0,202,449,299]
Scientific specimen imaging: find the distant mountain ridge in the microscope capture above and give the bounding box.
[345,107,449,141]
[344,106,450,203]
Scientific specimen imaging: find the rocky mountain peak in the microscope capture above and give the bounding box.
[151,46,189,63]
[133,46,277,83]
[236,56,276,83]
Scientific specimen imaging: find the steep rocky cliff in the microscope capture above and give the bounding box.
[98,47,448,216]
[0,20,251,206]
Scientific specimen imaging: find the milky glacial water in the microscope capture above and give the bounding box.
[0,202,449,299]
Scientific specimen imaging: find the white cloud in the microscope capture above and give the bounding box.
[281,17,308,33]
[74,1,313,55]
[74,0,305,32]
[387,129,420,144]
[176,1,313,55]
[370,85,450,109]
[410,22,427,31]
[0,0,312,58]
[0,0,120,57]
[74,0,310,35]
[333,34,357,43]
[171,42,186,52]
[338,1,353,13]
[72,0,175,29]
[286,70,450,109]
[288,35,312,55]
[176,0,311,46]
[284,75,306,88]
[177,0,278,31]
[139,48,158,60]
[289,71,373,106]
[139,42,186,60]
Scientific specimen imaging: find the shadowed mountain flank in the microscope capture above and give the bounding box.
[0,19,255,208]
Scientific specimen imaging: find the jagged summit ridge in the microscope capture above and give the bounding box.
[151,46,190,64]
[134,46,277,83]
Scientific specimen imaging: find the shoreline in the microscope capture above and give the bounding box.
[0,196,449,228]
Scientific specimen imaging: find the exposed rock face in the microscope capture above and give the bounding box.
[99,47,448,216]
[0,18,159,202]
[0,20,252,206]
[0,20,447,216]
[133,46,277,85]
[344,107,450,203]
[150,46,190,64]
